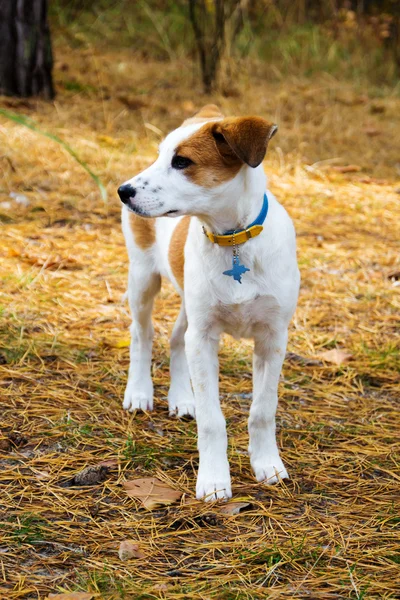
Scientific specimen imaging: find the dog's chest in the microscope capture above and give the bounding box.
[213,295,278,339]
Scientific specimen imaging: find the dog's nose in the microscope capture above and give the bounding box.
[118,183,136,205]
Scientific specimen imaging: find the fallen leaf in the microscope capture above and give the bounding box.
[35,470,51,480]
[331,165,361,173]
[182,496,201,507]
[364,127,380,137]
[97,459,119,468]
[0,438,11,452]
[123,477,182,510]
[318,349,353,366]
[47,593,95,599]
[113,338,130,348]
[72,465,110,486]
[219,502,252,515]
[154,583,169,592]
[118,540,145,561]
[286,352,322,367]
[8,249,80,270]
[359,177,389,185]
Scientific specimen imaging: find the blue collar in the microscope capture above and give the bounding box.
[203,193,268,248]
[223,193,269,236]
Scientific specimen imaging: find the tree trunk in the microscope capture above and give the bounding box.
[0,0,54,99]
[188,0,244,94]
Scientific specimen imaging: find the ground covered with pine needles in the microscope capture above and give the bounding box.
[0,41,399,599]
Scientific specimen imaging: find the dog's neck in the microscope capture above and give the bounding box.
[196,165,267,235]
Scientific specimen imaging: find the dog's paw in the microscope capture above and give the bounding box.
[169,402,196,419]
[168,389,196,419]
[123,380,153,412]
[252,457,288,484]
[196,475,232,501]
[123,392,153,412]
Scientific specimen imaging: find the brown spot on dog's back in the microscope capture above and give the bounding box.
[169,216,191,289]
[182,104,224,127]
[129,212,156,250]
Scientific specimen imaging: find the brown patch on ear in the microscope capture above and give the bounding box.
[169,216,191,289]
[129,213,156,250]
[182,104,224,127]
[176,122,242,188]
[212,117,278,168]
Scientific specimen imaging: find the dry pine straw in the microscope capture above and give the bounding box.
[0,45,400,600]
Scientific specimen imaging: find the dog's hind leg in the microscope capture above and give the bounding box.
[123,263,161,412]
[248,329,289,483]
[168,302,195,418]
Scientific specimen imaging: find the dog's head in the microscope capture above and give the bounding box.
[117,105,277,218]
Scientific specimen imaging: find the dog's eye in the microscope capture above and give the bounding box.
[171,155,193,170]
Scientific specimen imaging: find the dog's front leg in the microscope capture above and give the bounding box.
[123,267,161,412]
[248,329,289,484]
[185,326,232,501]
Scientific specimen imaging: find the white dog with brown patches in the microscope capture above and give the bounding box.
[117,105,300,501]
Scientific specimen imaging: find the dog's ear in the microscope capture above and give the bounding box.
[192,104,224,120]
[182,104,224,126]
[211,117,277,168]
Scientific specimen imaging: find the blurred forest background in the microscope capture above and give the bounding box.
[0,1,399,599]
[50,0,400,90]
[2,0,400,177]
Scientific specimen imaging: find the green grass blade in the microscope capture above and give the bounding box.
[0,108,107,203]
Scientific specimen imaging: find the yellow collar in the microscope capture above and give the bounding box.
[203,224,264,247]
[202,193,269,248]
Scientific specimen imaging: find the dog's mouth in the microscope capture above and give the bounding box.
[126,204,151,217]
[128,205,180,218]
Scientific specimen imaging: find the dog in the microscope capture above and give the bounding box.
[117,105,300,501]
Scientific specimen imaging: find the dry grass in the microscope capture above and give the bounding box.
[0,41,399,599]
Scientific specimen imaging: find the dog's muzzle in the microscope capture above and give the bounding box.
[118,183,136,205]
